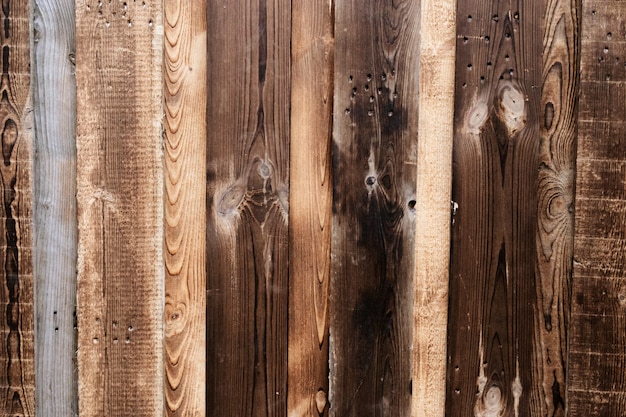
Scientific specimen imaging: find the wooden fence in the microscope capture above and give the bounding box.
[1,0,625,415]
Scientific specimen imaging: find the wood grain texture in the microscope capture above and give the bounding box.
[75,1,163,415]
[206,0,290,415]
[329,0,419,415]
[412,0,456,415]
[446,0,543,415]
[0,0,34,415]
[569,1,626,415]
[164,0,206,415]
[288,0,333,416]
[534,0,579,414]
[32,0,77,415]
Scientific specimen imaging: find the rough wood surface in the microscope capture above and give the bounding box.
[164,0,206,415]
[32,0,77,415]
[569,1,626,415]
[534,0,579,414]
[446,1,543,415]
[0,0,34,415]
[288,0,333,416]
[329,0,419,415]
[412,0,456,416]
[75,1,163,415]
[205,1,290,415]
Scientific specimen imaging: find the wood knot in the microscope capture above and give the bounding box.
[466,100,488,135]
[315,389,327,414]
[496,81,527,135]
[216,183,245,217]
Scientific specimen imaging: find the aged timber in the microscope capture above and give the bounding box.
[164,0,207,415]
[0,0,34,415]
[329,0,419,415]
[569,1,626,415]
[32,0,78,415]
[75,1,164,415]
[206,0,291,416]
[447,1,543,415]
[288,0,333,416]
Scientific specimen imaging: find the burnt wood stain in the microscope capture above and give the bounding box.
[447,1,543,416]
[0,0,33,415]
[329,0,418,415]
[206,0,290,415]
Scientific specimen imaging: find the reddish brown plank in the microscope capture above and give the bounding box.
[206,0,290,415]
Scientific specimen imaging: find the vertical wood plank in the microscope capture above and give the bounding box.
[206,0,290,415]
[75,1,164,415]
[446,0,543,415]
[534,0,580,414]
[32,0,77,415]
[288,0,333,416]
[164,0,206,415]
[412,0,456,415]
[0,0,34,415]
[569,1,626,415]
[329,0,419,415]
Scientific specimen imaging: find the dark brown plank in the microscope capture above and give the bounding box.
[288,0,333,415]
[32,0,78,415]
[446,0,543,415]
[0,0,34,415]
[534,0,580,414]
[164,0,206,415]
[206,0,290,415]
[569,0,626,414]
[329,0,419,415]
[75,1,164,415]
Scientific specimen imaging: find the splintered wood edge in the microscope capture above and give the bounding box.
[412,0,457,415]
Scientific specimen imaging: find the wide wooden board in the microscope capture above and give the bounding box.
[447,1,543,415]
[329,0,420,415]
[206,1,290,415]
[75,1,164,415]
[32,0,77,415]
[0,0,34,415]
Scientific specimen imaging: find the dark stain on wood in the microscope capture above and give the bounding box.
[329,0,419,415]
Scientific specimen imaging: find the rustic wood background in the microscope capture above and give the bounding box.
[1,0,624,416]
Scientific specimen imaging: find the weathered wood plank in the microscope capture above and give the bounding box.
[534,0,580,414]
[206,1,290,415]
[329,0,419,415]
[75,1,163,415]
[164,0,206,415]
[412,0,456,416]
[570,3,626,412]
[0,1,34,415]
[446,0,543,415]
[32,0,77,415]
[288,0,333,416]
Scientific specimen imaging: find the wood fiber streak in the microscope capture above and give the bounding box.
[288,0,333,416]
[330,0,419,415]
[0,0,33,415]
[164,0,206,415]
[75,1,163,415]
[412,0,456,416]
[206,1,290,416]
[32,0,77,415]
[569,1,626,414]
[534,0,579,414]
[447,1,543,415]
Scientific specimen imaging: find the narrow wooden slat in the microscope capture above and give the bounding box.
[446,0,543,415]
[75,1,163,415]
[569,2,626,412]
[533,0,580,414]
[32,0,77,415]
[164,0,206,415]
[0,0,34,415]
[206,0,290,415]
[412,0,456,415]
[288,0,333,416]
[329,0,419,415]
